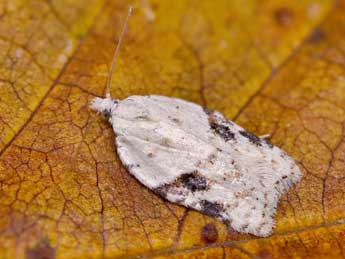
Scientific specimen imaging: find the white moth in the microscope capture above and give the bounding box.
[90,7,301,237]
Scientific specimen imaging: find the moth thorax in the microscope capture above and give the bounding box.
[90,97,118,118]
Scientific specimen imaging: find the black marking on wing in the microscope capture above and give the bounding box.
[200,200,224,217]
[239,130,262,146]
[153,170,210,199]
[179,172,208,192]
[210,122,235,141]
[204,107,235,141]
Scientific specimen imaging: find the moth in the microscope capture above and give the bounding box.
[90,7,301,237]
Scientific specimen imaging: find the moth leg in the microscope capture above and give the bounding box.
[259,134,271,140]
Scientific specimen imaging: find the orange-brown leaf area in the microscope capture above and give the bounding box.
[0,0,104,151]
[1,0,345,258]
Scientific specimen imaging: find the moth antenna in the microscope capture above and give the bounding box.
[106,6,133,98]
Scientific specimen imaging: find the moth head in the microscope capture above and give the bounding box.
[90,97,118,119]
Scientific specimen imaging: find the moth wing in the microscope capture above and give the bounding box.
[114,118,217,190]
[109,95,301,237]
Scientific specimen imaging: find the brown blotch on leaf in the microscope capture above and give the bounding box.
[308,27,326,43]
[274,7,293,26]
[201,223,218,243]
[257,250,273,259]
[25,238,55,259]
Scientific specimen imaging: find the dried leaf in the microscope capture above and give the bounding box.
[1,0,344,258]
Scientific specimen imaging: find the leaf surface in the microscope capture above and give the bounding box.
[1,0,345,258]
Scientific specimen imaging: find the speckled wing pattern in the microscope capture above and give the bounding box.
[91,95,301,237]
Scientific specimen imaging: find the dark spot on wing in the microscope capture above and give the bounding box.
[101,111,111,121]
[203,106,214,115]
[200,200,224,217]
[168,115,180,123]
[235,190,250,198]
[135,115,149,119]
[239,130,262,146]
[205,108,236,141]
[241,223,249,231]
[179,172,208,192]
[99,99,118,120]
[161,138,170,147]
[201,223,218,243]
[153,185,168,198]
[153,171,209,199]
[208,153,217,164]
[263,139,274,148]
[210,122,235,141]
[124,164,135,170]
[154,183,187,201]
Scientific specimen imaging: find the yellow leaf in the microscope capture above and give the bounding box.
[1,0,344,258]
